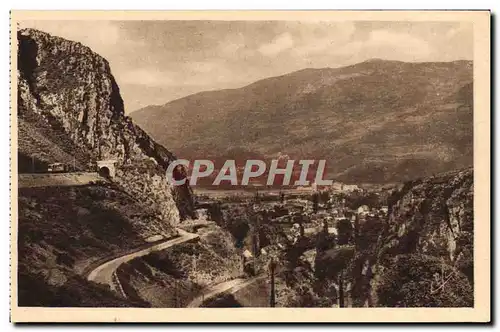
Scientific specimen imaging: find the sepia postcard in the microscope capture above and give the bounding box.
[10,10,490,323]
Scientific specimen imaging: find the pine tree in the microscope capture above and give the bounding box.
[312,193,319,213]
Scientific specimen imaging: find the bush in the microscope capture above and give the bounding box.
[315,245,356,280]
[375,254,473,307]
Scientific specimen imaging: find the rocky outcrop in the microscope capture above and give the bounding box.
[371,168,474,307]
[379,168,473,270]
[17,28,194,223]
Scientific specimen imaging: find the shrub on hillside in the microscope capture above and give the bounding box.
[375,254,473,307]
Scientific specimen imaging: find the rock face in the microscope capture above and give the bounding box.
[371,168,474,306]
[381,168,473,270]
[17,28,194,222]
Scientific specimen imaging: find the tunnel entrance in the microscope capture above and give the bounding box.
[98,166,111,178]
[96,160,117,179]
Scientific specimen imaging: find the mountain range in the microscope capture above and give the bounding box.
[131,59,473,183]
[15,28,475,309]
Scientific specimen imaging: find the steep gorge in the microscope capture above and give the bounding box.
[18,28,194,222]
[16,28,195,306]
[372,168,474,307]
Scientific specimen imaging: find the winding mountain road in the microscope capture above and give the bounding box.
[187,275,266,308]
[87,227,264,307]
[87,228,199,294]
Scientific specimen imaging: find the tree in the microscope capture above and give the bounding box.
[344,191,381,210]
[353,214,360,246]
[207,202,223,224]
[312,193,319,213]
[316,220,335,253]
[336,219,353,246]
[375,254,473,307]
[319,190,330,204]
[314,245,355,307]
[338,273,345,307]
[356,215,384,251]
[250,210,261,257]
[269,257,277,307]
[294,213,305,238]
[254,191,260,203]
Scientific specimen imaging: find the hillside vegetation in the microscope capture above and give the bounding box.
[116,226,242,307]
[372,168,474,307]
[18,28,194,220]
[16,28,194,306]
[18,184,175,306]
[132,59,472,183]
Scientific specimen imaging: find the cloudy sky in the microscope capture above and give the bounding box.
[20,20,472,113]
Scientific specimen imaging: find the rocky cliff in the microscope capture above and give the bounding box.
[17,28,194,223]
[372,168,474,306]
[381,168,473,271]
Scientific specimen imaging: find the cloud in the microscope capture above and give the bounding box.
[19,20,145,60]
[19,21,472,112]
[182,62,244,86]
[219,42,243,56]
[258,33,294,56]
[117,68,174,87]
[340,30,432,62]
[217,32,246,57]
[20,21,117,56]
[188,61,220,74]
[445,22,471,38]
[291,22,356,57]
